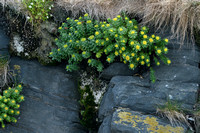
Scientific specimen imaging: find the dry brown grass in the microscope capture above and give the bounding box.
[55,0,200,44]
[0,56,9,88]
[157,108,189,127]
[1,0,200,44]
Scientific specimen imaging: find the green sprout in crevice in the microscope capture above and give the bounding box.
[78,84,99,132]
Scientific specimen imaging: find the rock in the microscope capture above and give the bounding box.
[98,76,199,121]
[100,63,139,80]
[0,57,86,133]
[0,24,9,56]
[99,108,188,133]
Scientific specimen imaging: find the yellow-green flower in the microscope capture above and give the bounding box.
[101,25,105,28]
[149,38,153,43]
[119,50,122,53]
[106,24,110,27]
[136,45,140,50]
[5,107,8,111]
[77,22,82,25]
[106,38,109,41]
[113,18,117,21]
[129,21,132,23]
[59,27,62,30]
[107,58,111,62]
[164,48,168,52]
[89,35,94,40]
[121,47,125,51]
[141,55,145,59]
[167,60,171,64]
[143,41,147,45]
[131,31,135,34]
[156,36,160,40]
[157,49,162,54]
[94,25,99,28]
[143,35,147,39]
[57,49,60,52]
[81,38,86,42]
[130,41,134,45]
[123,60,127,64]
[122,40,126,43]
[75,20,78,22]
[126,56,130,61]
[141,61,145,65]
[95,31,99,35]
[142,27,146,30]
[119,28,123,31]
[157,62,160,66]
[141,31,144,35]
[117,15,121,18]
[72,54,75,58]
[115,44,119,48]
[88,59,92,63]
[130,64,134,69]
[110,29,113,32]
[64,44,68,48]
[151,34,155,38]
[67,17,70,20]
[55,38,58,41]
[96,40,99,43]
[146,59,149,63]
[115,34,118,37]
[84,13,89,17]
[131,53,135,57]
[101,41,104,45]
[87,20,92,23]
[134,25,138,29]
[115,51,119,56]
[136,57,140,61]
[82,51,86,55]
[165,38,169,43]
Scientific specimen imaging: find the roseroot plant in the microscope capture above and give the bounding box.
[50,14,171,82]
[22,0,53,24]
[0,84,24,128]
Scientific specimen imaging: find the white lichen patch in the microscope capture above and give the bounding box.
[80,71,107,105]
[13,35,24,54]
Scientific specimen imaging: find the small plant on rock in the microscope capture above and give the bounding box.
[50,14,171,82]
[22,0,54,24]
[0,84,25,128]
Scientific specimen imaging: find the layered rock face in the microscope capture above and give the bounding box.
[98,37,200,132]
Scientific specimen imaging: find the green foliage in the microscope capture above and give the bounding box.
[22,0,53,24]
[0,84,24,128]
[79,85,98,131]
[50,14,171,82]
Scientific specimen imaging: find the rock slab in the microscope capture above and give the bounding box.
[99,108,187,133]
[0,57,86,133]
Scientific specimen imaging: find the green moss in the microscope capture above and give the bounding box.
[78,84,99,131]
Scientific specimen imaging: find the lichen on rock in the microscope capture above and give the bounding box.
[112,108,186,133]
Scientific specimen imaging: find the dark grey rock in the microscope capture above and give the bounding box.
[99,76,199,121]
[110,108,187,133]
[154,64,200,83]
[98,115,112,133]
[0,28,9,56]
[0,57,86,133]
[100,63,139,80]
